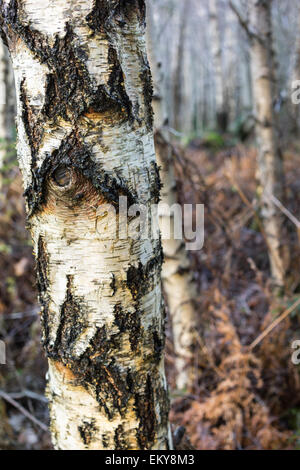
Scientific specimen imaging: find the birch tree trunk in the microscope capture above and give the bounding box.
[209,0,227,132]
[249,0,289,288]
[224,4,238,125]
[0,39,7,170]
[146,1,197,392]
[1,0,172,450]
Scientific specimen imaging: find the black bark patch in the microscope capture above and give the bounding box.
[126,369,134,393]
[48,322,133,420]
[49,276,88,358]
[78,419,97,446]
[156,381,170,435]
[149,161,162,204]
[86,0,146,33]
[107,45,133,121]
[37,235,51,348]
[153,330,163,363]
[114,303,141,352]
[1,3,133,130]
[102,433,109,448]
[25,132,136,215]
[126,249,162,301]
[86,0,114,32]
[114,424,128,450]
[110,274,116,296]
[139,52,154,131]
[119,0,146,25]
[134,374,157,449]
[20,78,44,163]
[36,235,49,299]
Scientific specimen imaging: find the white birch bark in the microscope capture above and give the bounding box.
[1,0,171,450]
[146,0,197,392]
[249,0,289,288]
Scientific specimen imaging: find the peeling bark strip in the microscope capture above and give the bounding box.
[1,0,171,449]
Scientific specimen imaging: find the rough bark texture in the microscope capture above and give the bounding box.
[224,5,238,124]
[1,0,172,450]
[146,1,197,392]
[249,0,289,288]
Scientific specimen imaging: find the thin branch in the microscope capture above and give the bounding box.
[0,390,49,433]
[229,0,263,44]
[249,297,300,351]
[8,390,48,404]
[3,307,39,320]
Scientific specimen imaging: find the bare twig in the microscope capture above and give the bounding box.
[8,390,48,404]
[3,307,39,320]
[249,297,300,351]
[0,390,49,433]
[270,194,300,228]
[229,0,263,44]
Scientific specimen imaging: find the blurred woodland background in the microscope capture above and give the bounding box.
[1,0,300,450]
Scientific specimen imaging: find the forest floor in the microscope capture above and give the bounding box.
[0,140,300,450]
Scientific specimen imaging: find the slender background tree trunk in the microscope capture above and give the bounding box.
[146,0,198,392]
[290,3,300,134]
[249,0,289,288]
[0,38,14,179]
[172,0,190,133]
[209,0,227,132]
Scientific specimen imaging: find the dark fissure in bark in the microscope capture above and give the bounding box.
[114,303,141,352]
[126,247,163,301]
[36,235,51,349]
[53,276,88,358]
[1,0,137,163]
[43,275,167,436]
[20,78,44,165]
[139,52,154,130]
[149,160,162,204]
[36,235,49,300]
[153,329,163,363]
[85,0,153,130]
[114,424,128,450]
[2,2,133,120]
[86,0,146,33]
[25,131,137,215]
[134,373,156,449]
[78,419,97,446]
